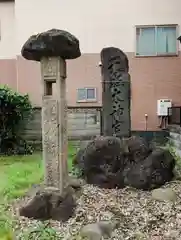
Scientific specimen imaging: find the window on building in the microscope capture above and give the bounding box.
[136,25,178,56]
[77,88,97,102]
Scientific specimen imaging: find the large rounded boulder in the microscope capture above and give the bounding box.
[123,148,175,190]
[73,136,125,188]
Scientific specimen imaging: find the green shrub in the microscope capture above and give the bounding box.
[0,85,32,155]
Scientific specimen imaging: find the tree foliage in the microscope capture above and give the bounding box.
[0,85,33,155]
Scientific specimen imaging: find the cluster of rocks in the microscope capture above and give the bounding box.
[73,135,176,190]
[19,178,85,222]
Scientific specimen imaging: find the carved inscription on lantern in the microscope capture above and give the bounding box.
[41,57,59,78]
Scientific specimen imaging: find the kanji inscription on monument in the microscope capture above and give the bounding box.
[101,47,131,138]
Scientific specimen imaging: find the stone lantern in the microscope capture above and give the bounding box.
[21,29,81,193]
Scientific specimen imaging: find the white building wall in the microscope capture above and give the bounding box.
[15,0,181,55]
[0,0,180,59]
[0,2,15,59]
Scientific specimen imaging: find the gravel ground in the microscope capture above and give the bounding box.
[9,180,181,240]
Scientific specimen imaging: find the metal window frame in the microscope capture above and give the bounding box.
[77,87,97,103]
[135,24,179,57]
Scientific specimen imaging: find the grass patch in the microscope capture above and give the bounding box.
[68,142,77,171]
[0,142,77,239]
[0,143,76,202]
[0,153,43,201]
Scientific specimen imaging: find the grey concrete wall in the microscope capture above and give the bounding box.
[20,108,101,147]
[68,112,100,139]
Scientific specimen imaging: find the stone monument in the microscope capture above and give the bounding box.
[100,47,131,138]
[21,29,81,193]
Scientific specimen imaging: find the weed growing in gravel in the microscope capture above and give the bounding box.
[17,222,62,240]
